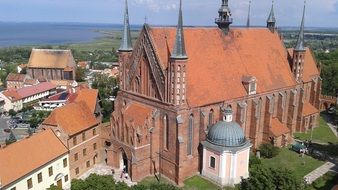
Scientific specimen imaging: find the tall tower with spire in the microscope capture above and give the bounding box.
[118,0,133,90]
[168,0,188,105]
[215,0,233,34]
[267,0,276,32]
[292,1,307,82]
[246,0,251,28]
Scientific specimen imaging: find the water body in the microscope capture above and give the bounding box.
[0,22,138,48]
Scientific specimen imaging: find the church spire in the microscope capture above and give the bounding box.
[246,0,251,28]
[295,0,306,51]
[119,0,133,52]
[215,0,233,34]
[267,0,276,32]
[171,0,187,59]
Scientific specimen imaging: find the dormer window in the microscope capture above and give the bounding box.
[242,76,257,95]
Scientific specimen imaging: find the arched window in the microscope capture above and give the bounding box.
[134,77,140,93]
[208,109,214,126]
[163,115,169,150]
[187,114,194,156]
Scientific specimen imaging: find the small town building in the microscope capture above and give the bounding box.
[6,73,31,89]
[201,107,251,186]
[0,129,70,190]
[41,99,103,179]
[0,82,57,112]
[27,49,77,81]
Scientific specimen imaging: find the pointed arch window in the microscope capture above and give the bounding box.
[208,109,214,126]
[163,115,169,150]
[187,114,194,156]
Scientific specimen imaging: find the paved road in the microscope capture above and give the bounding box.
[304,162,338,184]
[0,116,10,143]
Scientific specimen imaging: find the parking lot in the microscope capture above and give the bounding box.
[0,116,10,143]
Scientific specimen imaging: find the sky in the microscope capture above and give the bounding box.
[0,0,337,27]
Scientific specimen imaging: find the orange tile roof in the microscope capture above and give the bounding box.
[69,88,99,114]
[302,102,319,116]
[149,27,297,107]
[6,73,27,82]
[287,48,320,82]
[2,90,22,101]
[43,101,98,136]
[28,49,76,69]
[0,129,68,187]
[270,118,291,137]
[125,102,153,126]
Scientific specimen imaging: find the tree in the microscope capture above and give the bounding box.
[6,130,17,145]
[240,165,306,190]
[48,185,62,190]
[76,67,86,82]
[8,109,17,117]
[259,143,280,159]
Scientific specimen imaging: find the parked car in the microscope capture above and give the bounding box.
[291,142,307,153]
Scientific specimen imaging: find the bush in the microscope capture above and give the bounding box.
[259,143,280,159]
[249,155,261,166]
[8,109,17,117]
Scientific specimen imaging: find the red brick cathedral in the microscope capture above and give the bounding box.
[107,0,321,185]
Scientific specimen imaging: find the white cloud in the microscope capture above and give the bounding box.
[131,0,178,12]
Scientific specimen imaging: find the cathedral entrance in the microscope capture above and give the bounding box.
[120,149,128,174]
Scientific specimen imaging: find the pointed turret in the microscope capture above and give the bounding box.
[215,0,233,34]
[295,1,306,51]
[119,0,133,52]
[267,0,276,32]
[246,0,251,28]
[171,0,187,59]
[291,0,307,82]
[168,0,188,105]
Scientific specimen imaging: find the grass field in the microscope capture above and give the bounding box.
[68,30,140,51]
[294,117,338,144]
[261,148,325,179]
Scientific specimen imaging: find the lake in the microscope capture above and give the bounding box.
[0,22,127,48]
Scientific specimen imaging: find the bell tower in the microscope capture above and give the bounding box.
[292,1,306,82]
[118,0,133,90]
[168,0,188,106]
[215,0,233,34]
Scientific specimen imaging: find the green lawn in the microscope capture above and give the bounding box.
[261,148,325,179]
[139,175,237,190]
[294,117,338,144]
[183,176,224,190]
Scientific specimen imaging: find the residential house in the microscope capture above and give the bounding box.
[6,73,30,89]
[41,101,103,179]
[0,129,70,190]
[0,82,57,112]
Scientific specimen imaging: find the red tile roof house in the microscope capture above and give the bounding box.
[0,82,57,112]
[0,129,70,190]
[5,73,31,89]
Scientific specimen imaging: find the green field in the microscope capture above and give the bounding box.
[68,30,139,51]
[261,148,325,179]
[294,117,338,144]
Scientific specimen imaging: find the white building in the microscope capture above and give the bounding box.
[0,82,56,112]
[0,129,70,190]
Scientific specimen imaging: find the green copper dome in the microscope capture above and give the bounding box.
[207,121,246,147]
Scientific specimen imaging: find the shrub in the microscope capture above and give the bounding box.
[259,143,280,158]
